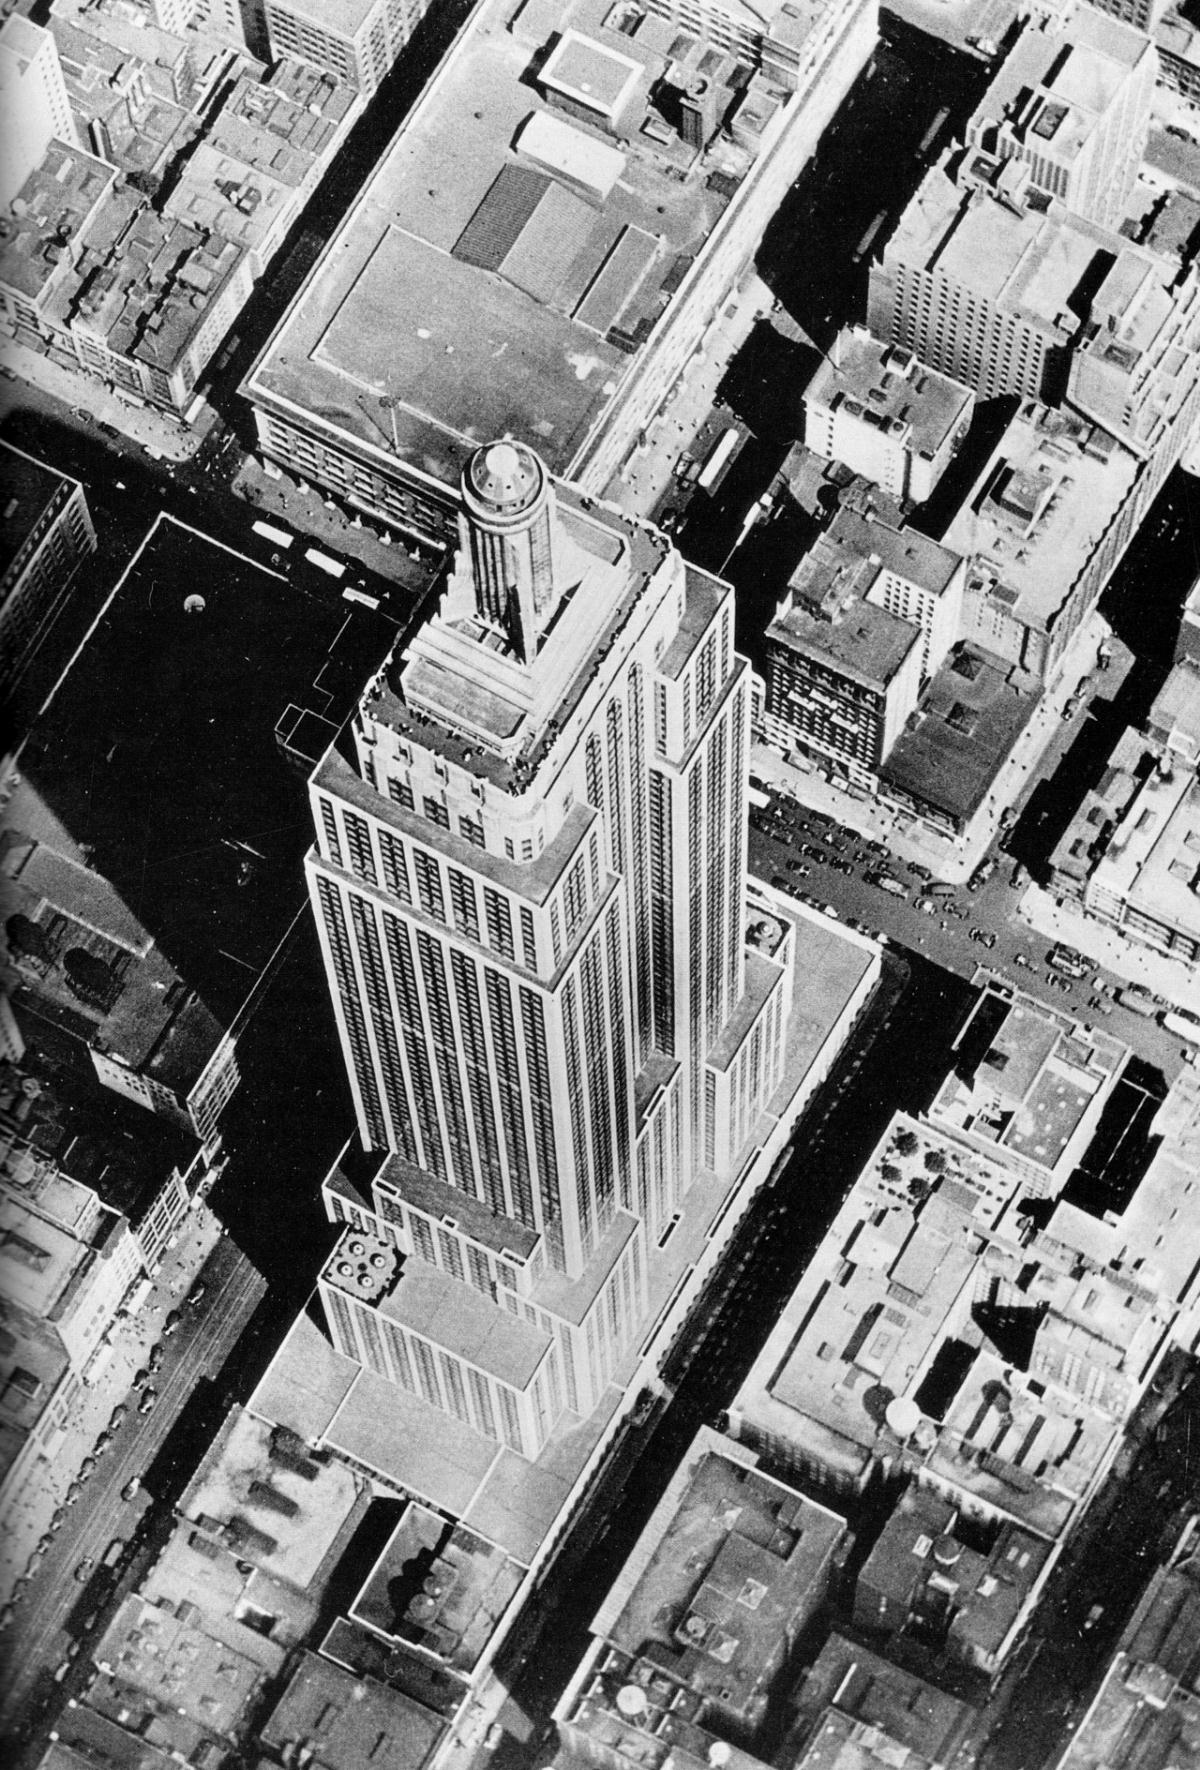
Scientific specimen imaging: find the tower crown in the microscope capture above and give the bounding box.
[459,438,559,664]
[466,441,542,515]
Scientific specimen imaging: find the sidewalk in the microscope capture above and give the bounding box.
[0,1202,222,1611]
[1019,883,1200,1015]
[0,335,215,462]
[233,454,434,598]
[753,613,1114,884]
[605,269,775,519]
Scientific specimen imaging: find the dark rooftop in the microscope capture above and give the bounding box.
[15,515,397,1030]
[881,645,1040,826]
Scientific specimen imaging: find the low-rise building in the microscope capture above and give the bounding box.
[555,1426,846,1765]
[0,441,95,693]
[928,981,1130,1196]
[1054,1512,1200,1770]
[163,61,358,278]
[793,1633,983,1769]
[258,1650,446,1770]
[878,643,1041,840]
[801,328,974,507]
[242,0,880,540]
[853,1486,1051,1678]
[0,1,361,415]
[942,403,1139,687]
[2,774,240,1147]
[763,507,965,786]
[1048,664,1200,967]
[725,1011,1167,1556]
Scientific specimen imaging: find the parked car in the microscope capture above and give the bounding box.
[121,1477,140,1502]
[138,1389,157,1415]
[74,1559,94,1584]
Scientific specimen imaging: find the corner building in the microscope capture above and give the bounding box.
[307,442,788,1441]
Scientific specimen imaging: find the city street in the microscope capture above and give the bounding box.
[748,801,1186,1080]
[1,1236,266,1749]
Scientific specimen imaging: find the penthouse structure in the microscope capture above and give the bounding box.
[963,10,1156,232]
[242,0,879,541]
[763,506,965,785]
[801,327,975,507]
[0,441,95,694]
[1048,662,1200,969]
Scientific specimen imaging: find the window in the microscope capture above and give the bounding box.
[424,796,449,828]
[413,851,445,921]
[448,870,480,939]
[388,777,414,810]
[484,889,514,959]
[459,814,484,847]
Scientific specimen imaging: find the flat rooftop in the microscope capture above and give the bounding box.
[943,403,1138,638]
[243,0,798,488]
[932,984,1127,1176]
[880,644,1039,824]
[15,514,397,1030]
[731,1111,1022,1487]
[0,441,74,581]
[350,1502,523,1675]
[592,1428,844,1728]
[0,139,114,303]
[178,1405,362,1589]
[969,9,1153,170]
[796,1632,980,1765]
[770,546,919,691]
[259,1651,444,1770]
[1092,766,1200,945]
[805,328,974,467]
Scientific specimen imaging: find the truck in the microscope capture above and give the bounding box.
[1047,944,1090,979]
[870,874,908,898]
[1117,985,1156,1017]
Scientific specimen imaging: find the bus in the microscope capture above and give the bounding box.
[1163,1010,1200,1046]
[251,520,294,549]
[697,427,740,494]
[304,547,346,579]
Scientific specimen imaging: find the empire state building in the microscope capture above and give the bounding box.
[305,440,792,1458]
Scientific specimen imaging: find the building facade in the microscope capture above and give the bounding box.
[305,440,790,1457]
[263,0,430,91]
[0,440,96,693]
[0,18,79,211]
[801,326,974,506]
[963,9,1156,232]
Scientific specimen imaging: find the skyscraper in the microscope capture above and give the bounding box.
[306,442,792,1444]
